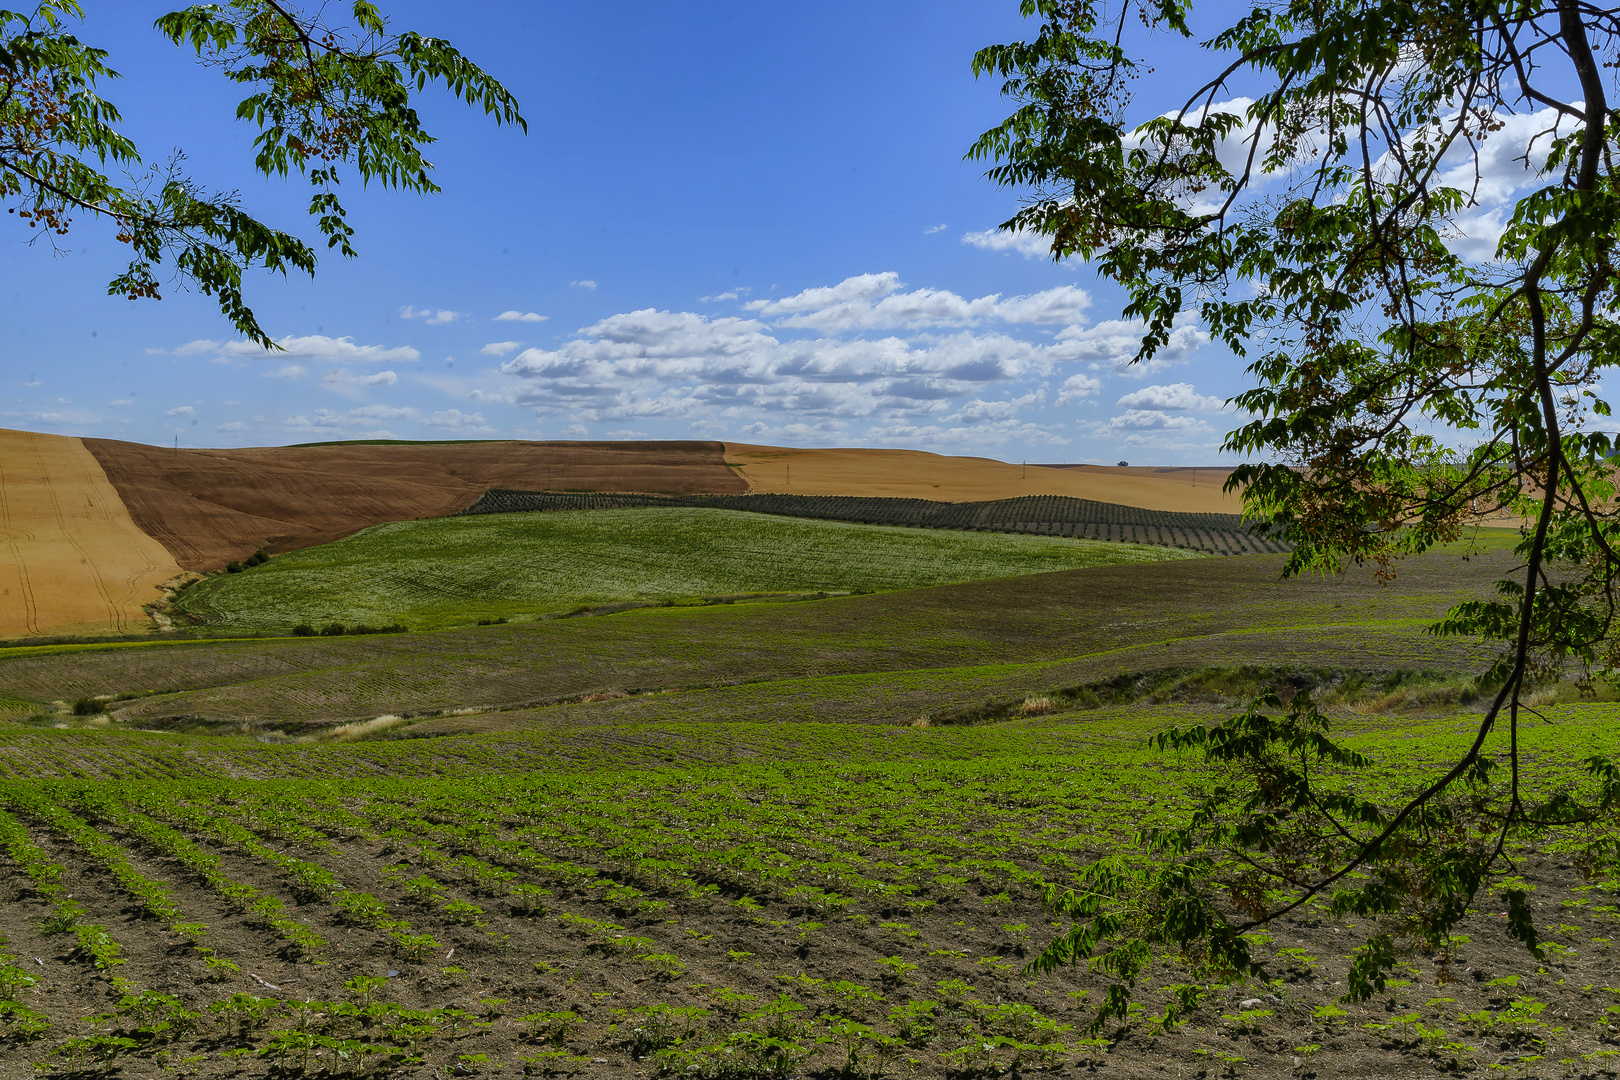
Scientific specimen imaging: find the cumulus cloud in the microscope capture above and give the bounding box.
[1056,374,1102,404]
[320,369,399,394]
[480,341,523,356]
[743,273,1090,331]
[479,270,1214,450]
[923,223,948,234]
[400,305,461,325]
[1057,313,1209,377]
[165,405,195,416]
[700,289,749,303]
[423,409,494,432]
[1115,382,1226,411]
[495,310,547,323]
[178,334,421,365]
[1093,409,1221,452]
[962,227,1051,258]
[571,280,598,290]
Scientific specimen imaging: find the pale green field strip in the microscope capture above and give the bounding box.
[172,506,1198,631]
[0,703,1615,788]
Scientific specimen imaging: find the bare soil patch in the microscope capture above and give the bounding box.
[82,438,746,572]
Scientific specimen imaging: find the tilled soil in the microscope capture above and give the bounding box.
[2,801,1616,1079]
[83,438,748,572]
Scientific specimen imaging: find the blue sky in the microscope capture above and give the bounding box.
[0,2,1544,463]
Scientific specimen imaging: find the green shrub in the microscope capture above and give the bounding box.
[291,624,316,637]
[71,698,103,716]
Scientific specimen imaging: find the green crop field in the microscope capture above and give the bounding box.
[0,701,1615,1079]
[170,507,1197,632]
[2,542,1612,1079]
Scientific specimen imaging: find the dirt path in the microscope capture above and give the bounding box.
[0,429,182,639]
[723,443,1243,511]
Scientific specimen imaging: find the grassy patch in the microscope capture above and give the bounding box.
[171,507,1197,632]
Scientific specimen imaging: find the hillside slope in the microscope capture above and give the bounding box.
[83,437,746,571]
[0,429,182,638]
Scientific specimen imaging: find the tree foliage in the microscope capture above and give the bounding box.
[0,0,524,345]
[972,0,1620,1031]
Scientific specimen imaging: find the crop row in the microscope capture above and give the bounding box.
[2,730,1617,1077]
[0,770,1133,1074]
[458,490,1289,555]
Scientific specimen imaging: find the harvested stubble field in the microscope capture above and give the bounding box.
[0,430,184,640]
[165,507,1197,633]
[0,704,1617,1080]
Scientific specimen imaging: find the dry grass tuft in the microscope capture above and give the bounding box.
[319,714,412,742]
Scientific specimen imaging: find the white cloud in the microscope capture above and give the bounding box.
[423,409,494,432]
[400,305,462,325]
[946,390,1045,423]
[1056,313,1208,377]
[480,341,523,356]
[604,428,650,438]
[171,339,223,356]
[1056,374,1102,403]
[267,365,306,379]
[348,370,399,387]
[165,405,195,416]
[743,273,1090,331]
[108,398,134,406]
[923,223,948,234]
[190,334,421,365]
[962,227,1051,258]
[480,270,1213,451]
[217,421,247,432]
[495,310,547,323]
[1093,409,1220,451]
[571,280,598,290]
[700,289,749,303]
[1115,382,1226,411]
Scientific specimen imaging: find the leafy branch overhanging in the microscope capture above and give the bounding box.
[0,0,524,345]
[971,0,1620,1031]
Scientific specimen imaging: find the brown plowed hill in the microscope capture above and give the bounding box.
[722,443,1241,512]
[0,429,183,638]
[83,438,746,572]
